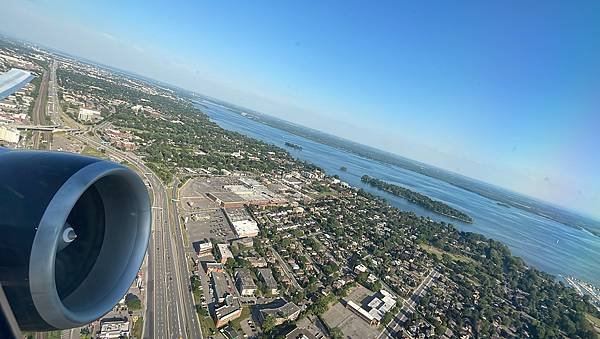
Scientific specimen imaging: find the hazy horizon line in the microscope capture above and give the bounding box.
[4,34,598,223]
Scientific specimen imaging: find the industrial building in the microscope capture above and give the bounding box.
[235,268,257,296]
[224,208,259,238]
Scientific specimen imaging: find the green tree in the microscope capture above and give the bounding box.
[125,293,142,310]
[262,315,276,333]
[330,327,343,339]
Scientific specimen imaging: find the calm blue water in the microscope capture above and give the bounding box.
[201,103,600,284]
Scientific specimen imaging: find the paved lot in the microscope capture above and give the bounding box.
[239,315,261,338]
[180,179,237,244]
[185,208,236,243]
[321,285,380,339]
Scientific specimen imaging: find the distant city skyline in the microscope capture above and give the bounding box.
[1,0,599,219]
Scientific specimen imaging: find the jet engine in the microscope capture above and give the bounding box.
[0,149,151,331]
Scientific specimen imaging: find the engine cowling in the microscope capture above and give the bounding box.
[0,149,151,331]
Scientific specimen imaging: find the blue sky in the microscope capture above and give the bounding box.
[2,0,599,218]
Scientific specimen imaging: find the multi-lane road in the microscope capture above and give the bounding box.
[31,69,49,149]
[70,133,201,339]
[44,59,201,339]
[170,181,203,339]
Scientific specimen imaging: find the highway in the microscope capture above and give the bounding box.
[31,69,49,149]
[47,59,202,338]
[170,180,203,339]
[68,133,203,339]
[70,133,185,339]
[48,61,59,123]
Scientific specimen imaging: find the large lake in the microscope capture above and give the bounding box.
[200,103,600,284]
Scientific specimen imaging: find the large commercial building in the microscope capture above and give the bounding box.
[224,208,259,238]
[203,177,287,208]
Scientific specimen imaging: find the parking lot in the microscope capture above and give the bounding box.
[185,208,236,243]
[239,317,261,338]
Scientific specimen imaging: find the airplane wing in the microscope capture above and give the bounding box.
[0,68,35,102]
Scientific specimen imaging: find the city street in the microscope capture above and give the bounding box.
[377,269,438,339]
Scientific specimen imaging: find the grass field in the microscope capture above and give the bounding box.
[198,314,217,336]
[81,145,107,158]
[229,306,251,331]
[420,243,475,264]
[131,317,144,338]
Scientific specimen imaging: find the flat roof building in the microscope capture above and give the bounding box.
[214,295,242,328]
[194,239,213,256]
[346,300,378,326]
[257,268,278,295]
[98,317,130,338]
[257,298,301,326]
[231,237,254,248]
[247,256,268,268]
[216,243,234,264]
[202,261,224,274]
[78,107,101,122]
[211,271,237,303]
[224,208,259,238]
[235,268,257,296]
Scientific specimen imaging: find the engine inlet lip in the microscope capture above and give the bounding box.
[28,160,151,329]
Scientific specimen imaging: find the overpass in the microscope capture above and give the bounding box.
[9,124,79,133]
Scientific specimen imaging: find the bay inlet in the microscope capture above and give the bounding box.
[198,102,600,285]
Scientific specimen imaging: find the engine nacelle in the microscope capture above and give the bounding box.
[0,150,151,331]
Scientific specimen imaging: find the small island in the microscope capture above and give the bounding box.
[361,175,474,223]
[284,141,303,150]
[340,166,347,172]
